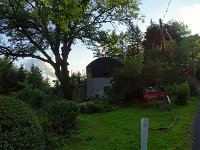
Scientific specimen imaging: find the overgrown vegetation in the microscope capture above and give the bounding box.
[1,1,200,149]
[166,82,190,105]
[79,101,113,114]
[107,20,200,105]
[43,100,79,135]
[0,96,45,150]
[108,65,142,104]
[41,100,79,149]
[0,59,80,149]
[142,100,174,111]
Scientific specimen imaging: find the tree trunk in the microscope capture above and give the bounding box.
[54,63,73,100]
[52,36,73,100]
[60,76,73,100]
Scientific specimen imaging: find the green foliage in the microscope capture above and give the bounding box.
[12,83,53,109]
[15,65,27,90]
[79,101,113,114]
[79,101,102,114]
[95,101,113,112]
[38,100,79,149]
[186,76,199,96]
[166,20,191,42]
[166,82,190,105]
[154,100,174,111]
[0,0,141,99]
[142,100,174,111]
[142,53,189,87]
[142,58,167,86]
[43,100,79,135]
[0,59,52,96]
[124,22,144,60]
[142,21,200,93]
[70,71,87,101]
[174,34,200,76]
[143,20,191,50]
[92,30,123,59]
[63,98,198,150]
[143,20,161,49]
[109,65,142,103]
[92,22,144,62]
[0,96,44,150]
[0,57,18,94]
[43,132,67,149]
[123,52,144,73]
[27,64,44,89]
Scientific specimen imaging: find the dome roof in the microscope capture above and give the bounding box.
[86,57,123,69]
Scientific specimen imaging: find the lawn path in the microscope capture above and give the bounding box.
[192,102,200,150]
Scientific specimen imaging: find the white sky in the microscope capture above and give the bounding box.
[17,0,200,81]
[178,4,200,35]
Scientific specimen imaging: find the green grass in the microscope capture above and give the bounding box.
[62,97,199,150]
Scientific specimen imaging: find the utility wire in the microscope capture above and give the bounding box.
[165,28,171,39]
[162,0,172,22]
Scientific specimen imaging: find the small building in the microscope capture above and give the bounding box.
[86,57,123,98]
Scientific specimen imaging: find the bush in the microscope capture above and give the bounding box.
[153,100,174,111]
[187,76,199,96]
[0,96,44,150]
[95,101,113,112]
[39,100,79,149]
[43,132,67,149]
[43,100,79,135]
[142,100,174,111]
[109,66,142,103]
[166,82,190,105]
[79,101,101,114]
[12,86,54,109]
[79,101,113,114]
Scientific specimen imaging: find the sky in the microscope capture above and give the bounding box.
[20,0,200,81]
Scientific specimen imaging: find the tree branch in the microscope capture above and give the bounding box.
[18,28,53,63]
[0,45,51,64]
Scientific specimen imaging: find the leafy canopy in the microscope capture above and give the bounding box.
[0,0,141,99]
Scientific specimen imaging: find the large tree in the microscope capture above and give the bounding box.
[91,22,144,61]
[0,0,141,99]
[143,20,191,50]
[143,20,191,62]
[91,30,123,59]
[124,21,143,60]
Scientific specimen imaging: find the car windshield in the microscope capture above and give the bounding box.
[145,87,157,94]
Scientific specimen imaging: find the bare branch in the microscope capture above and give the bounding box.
[18,28,53,63]
[0,45,52,64]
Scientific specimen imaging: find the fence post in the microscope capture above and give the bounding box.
[141,118,149,150]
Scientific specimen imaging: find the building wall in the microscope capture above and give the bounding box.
[87,77,112,98]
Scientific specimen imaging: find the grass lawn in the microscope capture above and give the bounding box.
[62,97,199,150]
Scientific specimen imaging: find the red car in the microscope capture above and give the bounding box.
[144,87,167,100]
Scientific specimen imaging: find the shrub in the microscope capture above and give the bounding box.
[43,132,67,149]
[142,100,174,111]
[153,100,174,111]
[43,100,79,135]
[176,82,190,105]
[94,101,113,112]
[79,101,113,114]
[166,82,190,105]
[12,86,54,109]
[79,101,101,114]
[142,100,155,109]
[109,66,142,103]
[187,76,199,96]
[0,96,44,150]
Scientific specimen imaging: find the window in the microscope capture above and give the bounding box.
[103,69,112,77]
